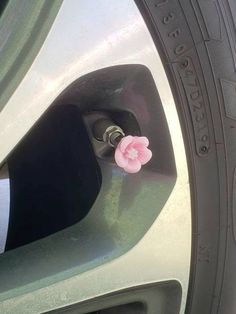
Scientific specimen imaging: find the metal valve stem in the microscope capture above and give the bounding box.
[93,118,125,147]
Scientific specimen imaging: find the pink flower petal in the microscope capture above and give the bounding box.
[115,147,128,167]
[132,136,149,147]
[119,135,134,153]
[138,148,152,165]
[124,159,141,173]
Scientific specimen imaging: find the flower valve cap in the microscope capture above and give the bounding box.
[93,118,152,173]
[115,135,152,173]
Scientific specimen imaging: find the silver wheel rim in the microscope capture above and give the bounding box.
[0,1,191,313]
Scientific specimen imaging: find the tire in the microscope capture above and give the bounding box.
[136,1,236,313]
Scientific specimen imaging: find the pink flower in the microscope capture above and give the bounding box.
[114,135,152,173]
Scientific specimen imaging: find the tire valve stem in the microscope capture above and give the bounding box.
[93,118,125,147]
[93,118,152,173]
